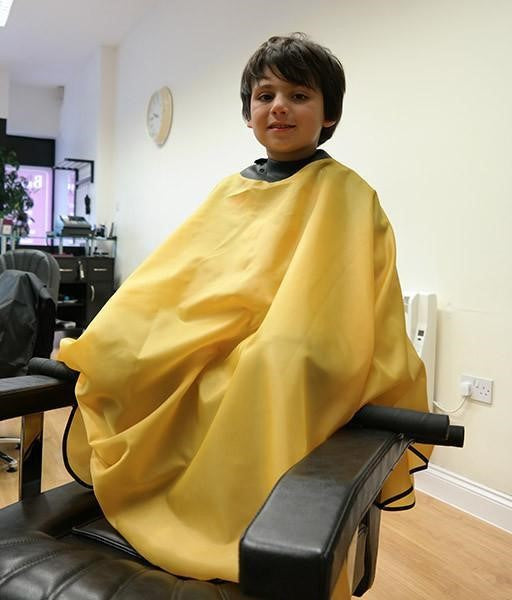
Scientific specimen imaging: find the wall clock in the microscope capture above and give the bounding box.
[146,86,173,146]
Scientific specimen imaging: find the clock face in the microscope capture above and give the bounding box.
[146,87,173,145]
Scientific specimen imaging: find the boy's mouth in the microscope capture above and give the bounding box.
[268,123,296,130]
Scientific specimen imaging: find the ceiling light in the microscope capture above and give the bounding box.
[0,0,14,27]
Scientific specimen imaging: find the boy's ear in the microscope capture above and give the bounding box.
[323,119,336,128]
[247,119,253,129]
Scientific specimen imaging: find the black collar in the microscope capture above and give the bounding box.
[240,149,331,182]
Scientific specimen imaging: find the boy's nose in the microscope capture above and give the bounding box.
[270,95,289,114]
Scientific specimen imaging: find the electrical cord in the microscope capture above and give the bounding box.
[433,397,467,414]
[432,380,471,414]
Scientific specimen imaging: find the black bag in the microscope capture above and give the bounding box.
[0,269,55,377]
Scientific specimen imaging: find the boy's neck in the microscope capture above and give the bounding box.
[266,149,322,165]
[240,149,331,183]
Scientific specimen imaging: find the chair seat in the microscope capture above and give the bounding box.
[0,531,250,600]
[0,482,253,599]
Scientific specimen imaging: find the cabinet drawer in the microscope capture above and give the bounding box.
[87,258,114,282]
[57,257,83,282]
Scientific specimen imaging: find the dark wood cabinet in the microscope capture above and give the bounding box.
[56,256,114,332]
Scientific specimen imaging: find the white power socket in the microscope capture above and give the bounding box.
[461,375,493,404]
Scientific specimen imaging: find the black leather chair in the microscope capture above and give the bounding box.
[0,250,61,472]
[0,358,464,599]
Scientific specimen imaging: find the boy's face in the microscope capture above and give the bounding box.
[247,67,335,162]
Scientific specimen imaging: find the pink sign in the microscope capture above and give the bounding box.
[17,166,53,245]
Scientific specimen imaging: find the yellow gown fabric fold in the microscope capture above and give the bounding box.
[59,158,429,583]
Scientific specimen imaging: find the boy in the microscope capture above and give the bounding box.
[59,33,428,592]
[240,33,343,172]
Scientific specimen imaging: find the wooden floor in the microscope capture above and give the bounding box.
[364,492,512,599]
[1,410,511,599]
[0,407,73,506]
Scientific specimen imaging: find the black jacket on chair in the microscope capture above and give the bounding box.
[0,270,56,377]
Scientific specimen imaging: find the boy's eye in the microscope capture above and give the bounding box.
[252,90,311,103]
[256,93,273,102]
[293,92,310,102]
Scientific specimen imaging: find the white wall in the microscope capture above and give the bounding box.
[7,82,62,139]
[57,46,117,228]
[323,0,512,493]
[57,53,98,164]
[95,47,117,228]
[0,67,8,119]
[58,0,512,496]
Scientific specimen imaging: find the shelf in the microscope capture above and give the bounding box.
[58,301,85,307]
[54,159,94,185]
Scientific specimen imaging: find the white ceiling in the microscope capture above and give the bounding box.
[0,0,157,86]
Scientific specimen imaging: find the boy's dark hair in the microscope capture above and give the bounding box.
[240,33,346,146]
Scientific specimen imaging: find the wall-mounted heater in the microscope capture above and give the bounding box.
[403,292,437,412]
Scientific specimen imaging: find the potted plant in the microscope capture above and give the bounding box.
[0,146,34,237]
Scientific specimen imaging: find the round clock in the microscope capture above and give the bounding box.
[146,86,173,146]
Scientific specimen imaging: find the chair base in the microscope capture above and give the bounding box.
[0,448,18,472]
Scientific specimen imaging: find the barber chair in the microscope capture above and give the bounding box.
[0,249,61,471]
[0,357,464,599]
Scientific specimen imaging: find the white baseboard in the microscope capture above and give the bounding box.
[415,464,512,534]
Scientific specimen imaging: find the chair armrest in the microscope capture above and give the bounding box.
[352,404,464,447]
[239,427,409,600]
[0,358,78,421]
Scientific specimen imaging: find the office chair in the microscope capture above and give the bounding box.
[0,249,60,472]
[0,358,463,599]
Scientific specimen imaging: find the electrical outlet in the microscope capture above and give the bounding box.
[461,375,493,404]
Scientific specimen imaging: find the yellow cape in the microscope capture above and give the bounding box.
[59,158,429,584]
